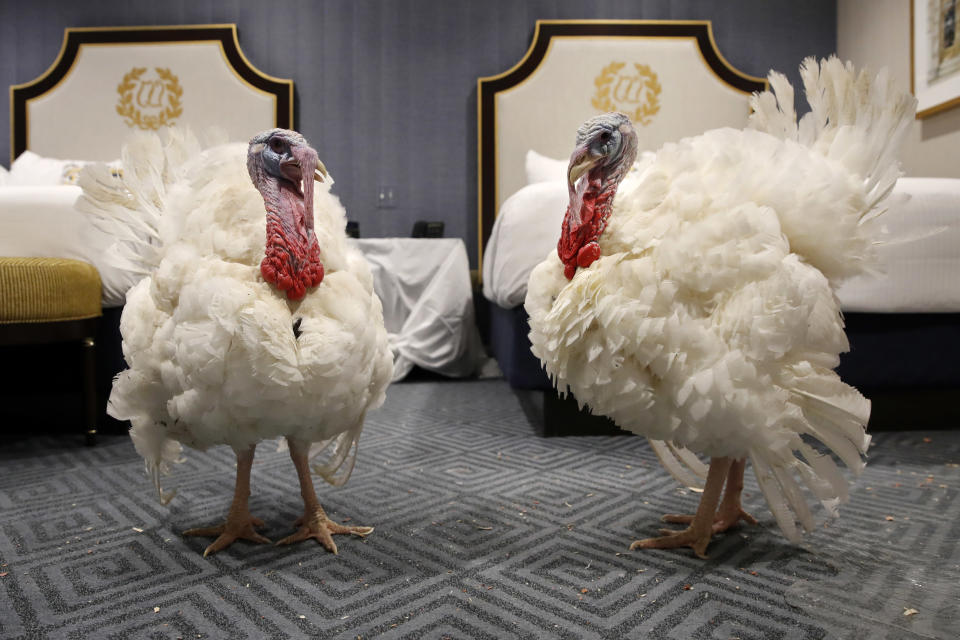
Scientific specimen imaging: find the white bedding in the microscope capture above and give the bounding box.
[483,174,960,313]
[0,185,140,308]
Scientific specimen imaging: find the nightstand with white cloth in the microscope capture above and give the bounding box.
[349,238,483,381]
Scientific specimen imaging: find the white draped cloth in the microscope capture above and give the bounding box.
[350,238,482,380]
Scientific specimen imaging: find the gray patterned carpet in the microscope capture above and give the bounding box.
[1,379,958,639]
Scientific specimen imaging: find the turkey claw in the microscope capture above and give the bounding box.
[630,527,712,559]
[661,513,694,524]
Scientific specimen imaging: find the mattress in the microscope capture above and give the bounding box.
[483,174,960,313]
[0,186,140,308]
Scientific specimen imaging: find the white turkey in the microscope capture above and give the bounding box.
[524,57,916,558]
[79,128,393,556]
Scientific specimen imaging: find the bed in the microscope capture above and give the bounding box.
[4,24,294,284]
[1,25,294,435]
[477,20,960,435]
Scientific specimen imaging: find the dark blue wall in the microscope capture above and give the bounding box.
[0,0,836,266]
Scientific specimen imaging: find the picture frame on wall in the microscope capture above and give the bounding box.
[912,0,960,118]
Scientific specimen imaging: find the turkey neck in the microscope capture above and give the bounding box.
[263,184,313,247]
[557,166,623,277]
[263,141,318,242]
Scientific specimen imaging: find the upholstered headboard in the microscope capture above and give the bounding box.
[476,20,767,273]
[10,24,293,164]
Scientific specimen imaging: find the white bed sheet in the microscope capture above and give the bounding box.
[0,185,140,308]
[836,177,960,312]
[483,176,960,313]
[351,237,483,381]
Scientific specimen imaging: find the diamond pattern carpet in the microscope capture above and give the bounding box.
[1,379,958,639]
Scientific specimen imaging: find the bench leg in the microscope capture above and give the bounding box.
[82,337,98,446]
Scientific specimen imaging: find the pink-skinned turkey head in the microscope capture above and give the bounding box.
[247,128,329,301]
[557,112,638,280]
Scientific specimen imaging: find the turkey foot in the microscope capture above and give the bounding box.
[183,445,271,556]
[280,436,374,555]
[276,504,373,554]
[184,514,271,557]
[660,507,757,534]
[631,524,715,559]
[631,457,733,559]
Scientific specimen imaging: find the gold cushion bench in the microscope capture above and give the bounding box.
[0,257,102,445]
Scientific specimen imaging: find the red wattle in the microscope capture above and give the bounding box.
[577,242,602,268]
[261,209,324,300]
[557,175,617,280]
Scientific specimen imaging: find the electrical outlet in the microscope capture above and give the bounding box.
[377,185,397,209]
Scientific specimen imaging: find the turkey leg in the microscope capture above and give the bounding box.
[276,437,373,554]
[183,444,271,556]
[659,457,758,533]
[630,456,733,559]
[711,458,758,531]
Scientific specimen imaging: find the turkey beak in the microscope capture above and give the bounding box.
[279,155,304,195]
[567,144,597,192]
[314,159,328,183]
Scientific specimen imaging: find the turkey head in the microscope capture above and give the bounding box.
[247,129,329,301]
[558,112,638,280]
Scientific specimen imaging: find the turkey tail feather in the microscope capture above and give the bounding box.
[77,128,202,280]
[751,57,916,188]
[748,385,870,541]
[749,57,916,285]
[648,439,708,490]
[754,55,916,212]
[126,420,182,505]
[308,419,364,487]
[751,452,801,543]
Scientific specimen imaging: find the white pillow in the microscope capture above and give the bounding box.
[482,181,569,308]
[0,163,8,186]
[7,151,121,186]
[524,150,567,186]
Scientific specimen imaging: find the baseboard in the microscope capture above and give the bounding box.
[514,388,630,437]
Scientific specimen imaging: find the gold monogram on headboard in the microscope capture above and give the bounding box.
[592,62,661,126]
[116,67,184,130]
